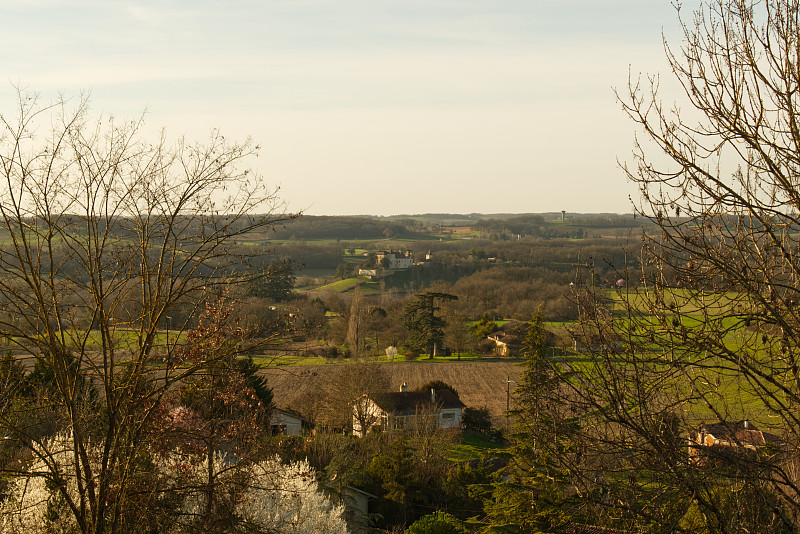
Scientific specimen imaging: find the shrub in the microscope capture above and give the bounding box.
[471,313,500,340]
[407,511,467,534]
[463,407,492,433]
[477,338,496,355]
[417,380,459,398]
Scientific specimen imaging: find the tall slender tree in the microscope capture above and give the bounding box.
[346,285,367,358]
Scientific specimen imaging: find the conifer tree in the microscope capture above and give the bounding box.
[484,310,581,532]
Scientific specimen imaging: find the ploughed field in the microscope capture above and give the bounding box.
[261,360,524,425]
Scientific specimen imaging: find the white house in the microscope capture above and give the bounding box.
[352,383,465,437]
[270,408,305,436]
[375,250,413,271]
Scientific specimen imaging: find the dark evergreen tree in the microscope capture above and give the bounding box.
[482,309,581,532]
[402,292,457,359]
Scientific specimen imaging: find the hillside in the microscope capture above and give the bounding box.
[261,360,524,427]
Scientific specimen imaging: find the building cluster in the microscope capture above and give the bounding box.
[358,250,431,278]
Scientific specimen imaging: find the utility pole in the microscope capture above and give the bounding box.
[507,375,511,412]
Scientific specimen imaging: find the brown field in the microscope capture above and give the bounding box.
[261,360,524,426]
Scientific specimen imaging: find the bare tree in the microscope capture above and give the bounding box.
[346,284,367,358]
[325,360,391,432]
[0,88,293,533]
[443,300,473,360]
[494,2,800,533]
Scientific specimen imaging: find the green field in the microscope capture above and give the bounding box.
[311,276,379,293]
[447,430,508,462]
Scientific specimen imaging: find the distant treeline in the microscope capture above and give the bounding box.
[266,216,425,241]
[10,212,657,243]
[472,214,656,240]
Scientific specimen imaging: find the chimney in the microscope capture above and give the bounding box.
[431,389,436,403]
[400,382,408,392]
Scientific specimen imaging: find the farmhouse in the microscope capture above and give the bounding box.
[487,320,527,357]
[375,250,413,271]
[352,383,465,437]
[688,420,783,465]
[487,332,519,357]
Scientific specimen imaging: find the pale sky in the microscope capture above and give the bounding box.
[0,1,689,216]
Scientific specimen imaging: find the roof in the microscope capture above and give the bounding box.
[272,408,305,422]
[342,485,378,500]
[499,320,528,336]
[489,333,520,345]
[372,389,465,415]
[695,420,782,446]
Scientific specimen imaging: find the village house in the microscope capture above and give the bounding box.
[352,383,465,437]
[487,332,520,357]
[358,250,416,278]
[688,419,783,465]
[270,408,305,436]
[486,320,527,357]
[375,250,413,271]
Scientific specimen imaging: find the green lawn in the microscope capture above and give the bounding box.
[0,329,186,352]
[312,276,379,293]
[448,430,508,462]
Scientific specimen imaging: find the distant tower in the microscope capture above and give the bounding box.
[561,210,566,222]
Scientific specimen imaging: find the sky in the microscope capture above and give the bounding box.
[0,0,690,216]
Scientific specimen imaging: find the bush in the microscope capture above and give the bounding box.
[417,380,459,398]
[407,511,467,534]
[471,313,500,340]
[477,338,496,355]
[404,349,420,361]
[463,407,492,433]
